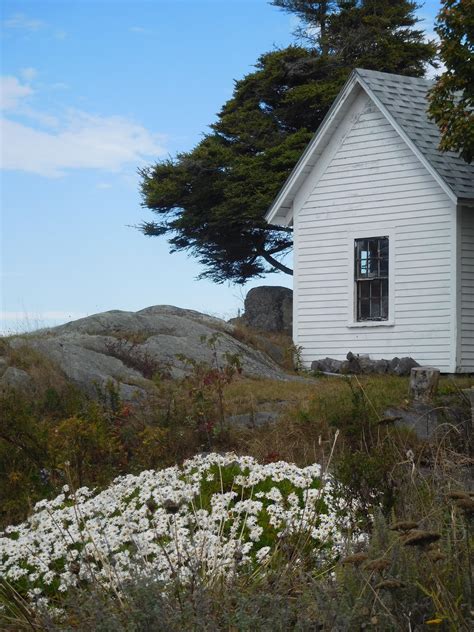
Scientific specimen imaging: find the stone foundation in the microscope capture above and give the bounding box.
[311,351,419,377]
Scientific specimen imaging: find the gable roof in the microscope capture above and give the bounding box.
[266,68,474,225]
[357,69,474,200]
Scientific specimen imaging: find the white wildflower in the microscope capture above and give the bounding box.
[0,452,357,613]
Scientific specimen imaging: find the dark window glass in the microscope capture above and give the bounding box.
[355,237,389,321]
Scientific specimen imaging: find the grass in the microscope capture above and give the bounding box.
[224,373,410,463]
[229,324,297,371]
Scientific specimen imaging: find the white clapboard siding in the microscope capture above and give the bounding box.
[460,207,474,370]
[293,96,456,372]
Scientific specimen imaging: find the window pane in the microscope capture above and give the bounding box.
[379,238,389,276]
[360,281,370,299]
[368,239,379,276]
[371,296,381,319]
[360,250,368,276]
[355,237,389,322]
[381,278,389,318]
[360,299,370,319]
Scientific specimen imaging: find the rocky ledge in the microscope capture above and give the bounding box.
[0,305,294,400]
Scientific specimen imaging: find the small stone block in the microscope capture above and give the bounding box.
[409,367,440,401]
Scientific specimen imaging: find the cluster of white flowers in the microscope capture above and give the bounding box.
[0,453,356,611]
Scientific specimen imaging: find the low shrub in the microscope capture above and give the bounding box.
[0,452,355,619]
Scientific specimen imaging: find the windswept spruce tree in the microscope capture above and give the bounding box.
[139,1,436,283]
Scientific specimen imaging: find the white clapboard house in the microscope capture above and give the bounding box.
[266,69,474,373]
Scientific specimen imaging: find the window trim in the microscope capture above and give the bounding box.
[347,228,395,328]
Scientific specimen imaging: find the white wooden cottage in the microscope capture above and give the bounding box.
[266,69,474,373]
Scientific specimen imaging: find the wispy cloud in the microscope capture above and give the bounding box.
[1,75,58,126]
[2,113,166,177]
[3,13,66,40]
[0,74,166,177]
[0,76,33,110]
[18,106,60,128]
[20,67,38,82]
[4,13,45,32]
[130,26,149,33]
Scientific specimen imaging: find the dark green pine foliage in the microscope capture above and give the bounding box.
[140,1,436,284]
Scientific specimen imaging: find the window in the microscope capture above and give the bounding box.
[354,236,389,321]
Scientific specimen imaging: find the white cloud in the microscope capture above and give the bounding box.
[4,13,45,31]
[20,67,38,81]
[2,72,59,127]
[3,13,66,41]
[19,106,60,128]
[0,76,33,110]
[1,112,166,176]
[130,26,149,33]
[97,182,112,189]
[0,74,166,177]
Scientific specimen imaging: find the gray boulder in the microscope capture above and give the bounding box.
[311,357,343,374]
[4,305,294,400]
[340,351,363,374]
[390,356,420,377]
[241,286,292,334]
[0,357,8,376]
[0,366,33,390]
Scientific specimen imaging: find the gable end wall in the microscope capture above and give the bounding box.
[293,95,456,372]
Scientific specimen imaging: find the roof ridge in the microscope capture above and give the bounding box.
[354,68,473,200]
[354,68,434,85]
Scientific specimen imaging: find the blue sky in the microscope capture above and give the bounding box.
[1,0,441,333]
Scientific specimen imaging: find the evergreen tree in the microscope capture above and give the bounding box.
[428,0,474,163]
[140,1,436,283]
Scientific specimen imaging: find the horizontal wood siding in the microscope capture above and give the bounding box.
[294,98,455,371]
[460,207,474,370]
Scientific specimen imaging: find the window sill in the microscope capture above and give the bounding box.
[346,320,395,328]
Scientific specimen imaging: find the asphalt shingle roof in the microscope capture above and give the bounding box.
[355,68,474,200]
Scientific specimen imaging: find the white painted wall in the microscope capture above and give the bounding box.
[293,94,457,372]
[459,205,474,371]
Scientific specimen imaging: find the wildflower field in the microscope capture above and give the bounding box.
[0,336,472,629]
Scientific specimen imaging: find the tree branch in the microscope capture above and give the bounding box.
[265,243,292,256]
[267,224,293,233]
[259,249,293,275]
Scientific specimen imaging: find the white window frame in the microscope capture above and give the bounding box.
[347,227,395,328]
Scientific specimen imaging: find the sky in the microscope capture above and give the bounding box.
[1,0,441,334]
